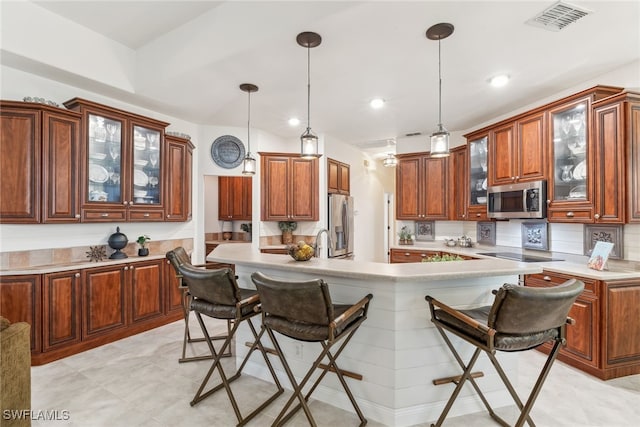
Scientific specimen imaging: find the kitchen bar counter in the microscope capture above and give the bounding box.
[207,243,538,426]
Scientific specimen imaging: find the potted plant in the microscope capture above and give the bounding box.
[240,223,252,241]
[278,221,297,245]
[136,235,151,256]
[398,226,414,245]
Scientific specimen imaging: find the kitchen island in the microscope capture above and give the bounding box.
[207,243,541,426]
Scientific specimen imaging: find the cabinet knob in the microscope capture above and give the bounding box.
[143,213,150,217]
[123,201,128,206]
[124,266,129,271]
[594,213,600,219]
[75,272,80,277]
[167,214,171,218]
[130,266,134,270]
[511,176,515,181]
[75,214,80,219]
[543,275,551,281]
[515,176,519,181]
[566,211,575,217]
[421,254,427,257]
[547,200,551,205]
[404,253,410,256]
[101,213,109,217]
[476,213,481,217]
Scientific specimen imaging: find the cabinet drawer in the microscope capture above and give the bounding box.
[547,207,593,222]
[83,210,126,221]
[129,211,164,221]
[260,248,288,255]
[390,249,440,263]
[525,271,597,294]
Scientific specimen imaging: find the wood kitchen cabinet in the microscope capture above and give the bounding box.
[0,102,82,224]
[64,98,170,222]
[260,152,319,221]
[327,158,350,195]
[488,112,546,187]
[627,93,640,222]
[465,134,489,221]
[42,270,82,352]
[219,176,252,220]
[164,258,184,315]
[525,270,640,379]
[389,248,477,263]
[165,133,194,222]
[449,146,468,220]
[396,153,449,220]
[0,275,41,353]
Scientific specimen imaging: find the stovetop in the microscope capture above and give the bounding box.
[478,252,564,263]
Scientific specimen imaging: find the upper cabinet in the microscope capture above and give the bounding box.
[546,87,623,223]
[260,152,319,221]
[218,176,252,220]
[626,94,640,223]
[396,153,449,220]
[164,134,194,222]
[488,112,546,186]
[450,145,468,220]
[466,134,489,221]
[327,158,350,195]
[0,101,81,224]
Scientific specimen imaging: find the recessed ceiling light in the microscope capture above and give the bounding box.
[370,98,385,109]
[288,117,300,126]
[489,74,510,87]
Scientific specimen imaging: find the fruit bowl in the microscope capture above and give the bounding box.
[287,241,314,261]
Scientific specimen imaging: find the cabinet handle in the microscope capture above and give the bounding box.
[594,213,600,219]
[404,253,410,256]
[421,254,427,257]
[476,213,481,217]
[543,275,551,281]
[75,273,80,277]
[101,213,109,217]
[143,213,150,217]
[566,211,574,217]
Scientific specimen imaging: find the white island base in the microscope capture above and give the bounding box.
[208,244,541,426]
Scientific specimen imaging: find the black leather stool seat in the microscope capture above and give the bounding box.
[434,305,560,352]
[191,289,259,320]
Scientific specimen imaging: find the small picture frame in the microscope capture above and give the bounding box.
[584,224,623,260]
[415,221,435,241]
[587,241,614,271]
[476,221,496,246]
[521,221,548,251]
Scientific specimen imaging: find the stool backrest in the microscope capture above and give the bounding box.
[488,279,584,334]
[251,272,333,326]
[177,263,240,306]
[166,247,191,272]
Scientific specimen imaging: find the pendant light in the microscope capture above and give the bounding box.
[240,83,258,175]
[382,139,398,167]
[426,23,454,158]
[297,31,322,159]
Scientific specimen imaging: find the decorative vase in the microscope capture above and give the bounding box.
[138,248,149,257]
[282,231,293,245]
[222,232,232,240]
[108,226,128,259]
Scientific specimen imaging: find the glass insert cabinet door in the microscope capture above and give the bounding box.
[551,101,587,201]
[132,125,161,205]
[468,136,488,206]
[87,113,123,203]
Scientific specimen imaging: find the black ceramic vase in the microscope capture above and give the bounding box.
[138,248,149,257]
[108,226,128,259]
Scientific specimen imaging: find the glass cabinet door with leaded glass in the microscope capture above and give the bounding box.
[131,125,162,206]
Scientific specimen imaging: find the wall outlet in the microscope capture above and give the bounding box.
[293,342,303,359]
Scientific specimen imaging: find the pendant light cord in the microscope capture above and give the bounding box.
[247,90,251,152]
[306,45,311,132]
[438,37,442,127]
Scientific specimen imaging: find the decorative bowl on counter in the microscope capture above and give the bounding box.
[287,241,314,261]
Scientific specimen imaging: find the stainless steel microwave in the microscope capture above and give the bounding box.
[487,180,546,219]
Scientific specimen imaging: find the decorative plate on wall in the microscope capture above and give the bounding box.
[210,135,245,169]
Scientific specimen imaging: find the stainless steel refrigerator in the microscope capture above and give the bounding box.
[328,194,354,258]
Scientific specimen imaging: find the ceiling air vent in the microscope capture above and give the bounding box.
[526,1,592,31]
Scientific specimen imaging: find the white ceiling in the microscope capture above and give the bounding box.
[15,1,640,154]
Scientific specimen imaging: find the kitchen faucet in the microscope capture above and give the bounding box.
[314,228,332,258]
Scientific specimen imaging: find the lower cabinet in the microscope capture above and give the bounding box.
[1,257,181,365]
[260,248,289,255]
[525,271,640,379]
[389,248,478,263]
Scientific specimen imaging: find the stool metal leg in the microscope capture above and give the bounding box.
[191,312,283,426]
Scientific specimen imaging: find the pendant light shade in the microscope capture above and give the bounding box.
[383,153,398,168]
[427,23,454,158]
[297,31,322,159]
[240,83,258,175]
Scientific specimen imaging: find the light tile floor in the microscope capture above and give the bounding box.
[31,318,640,427]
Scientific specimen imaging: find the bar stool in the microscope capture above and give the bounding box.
[176,263,283,426]
[166,247,231,362]
[426,278,584,427]
[251,271,373,427]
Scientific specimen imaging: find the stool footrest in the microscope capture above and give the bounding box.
[318,363,363,381]
[433,371,484,386]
